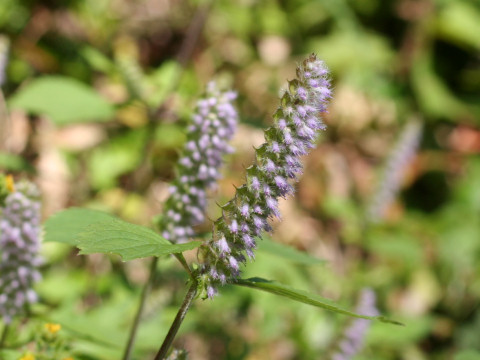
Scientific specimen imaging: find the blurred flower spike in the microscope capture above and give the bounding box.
[158,82,238,244]
[332,288,379,360]
[0,180,42,324]
[367,119,423,223]
[198,54,332,298]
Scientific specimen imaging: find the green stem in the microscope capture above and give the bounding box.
[153,281,197,360]
[122,257,159,360]
[0,323,9,349]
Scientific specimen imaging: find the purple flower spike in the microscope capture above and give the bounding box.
[331,289,379,359]
[199,54,332,298]
[0,180,42,324]
[158,82,238,243]
[367,120,423,223]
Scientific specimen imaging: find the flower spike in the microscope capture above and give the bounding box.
[0,180,42,323]
[198,54,332,298]
[158,82,238,243]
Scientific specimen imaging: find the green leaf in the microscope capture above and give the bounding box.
[234,277,403,325]
[411,54,467,120]
[257,237,325,265]
[148,60,182,106]
[88,129,145,189]
[436,2,480,51]
[81,46,115,73]
[44,208,117,245]
[9,76,114,125]
[77,217,201,261]
[0,350,22,360]
[0,152,34,172]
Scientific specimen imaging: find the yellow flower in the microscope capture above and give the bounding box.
[5,175,15,193]
[19,353,35,360]
[62,358,74,360]
[44,323,61,335]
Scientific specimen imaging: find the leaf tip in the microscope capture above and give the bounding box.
[376,316,405,326]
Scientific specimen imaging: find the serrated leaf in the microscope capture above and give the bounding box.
[9,76,114,125]
[257,238,325,265]
[77,218,201,261]
[44,208,116,245]
[234,277,403,325]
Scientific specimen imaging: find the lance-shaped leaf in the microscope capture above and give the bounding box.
[234,277,403,325]
[76,217,201,261]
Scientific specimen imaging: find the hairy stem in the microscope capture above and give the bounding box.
[154,281,197,360]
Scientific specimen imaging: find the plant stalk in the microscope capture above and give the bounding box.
[153,281,197,360]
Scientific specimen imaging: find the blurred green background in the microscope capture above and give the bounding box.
[1,0,480,359]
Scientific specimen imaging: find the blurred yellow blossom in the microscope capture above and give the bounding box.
[5,175,14,192]
[19,354,35,360]
[44,323,61,335]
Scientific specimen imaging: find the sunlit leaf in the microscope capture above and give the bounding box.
[9,76,114,125]
[44,208,116,245]
[77,217,201,261]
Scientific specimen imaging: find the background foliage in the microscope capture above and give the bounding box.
[1,0,480,359]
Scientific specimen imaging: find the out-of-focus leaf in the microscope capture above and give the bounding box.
[0,152,34,172]
[307,30,394,75]
[44,207,116,245]
[454,350,480,360]
[368,316,433,347]
[154,123,185,148]
[148,60,182,106]
[77,217,201,261]
[411,54,467,119]
[81,46,115,73]
[257,237,325,265]
[37,269,90,302]
[234,277,403,325]
[9,76,114,125]
[88,129,145,189]
[436,2,480,50]
[0,350,22,360]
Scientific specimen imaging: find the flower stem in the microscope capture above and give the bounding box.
[153,280,197,360]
